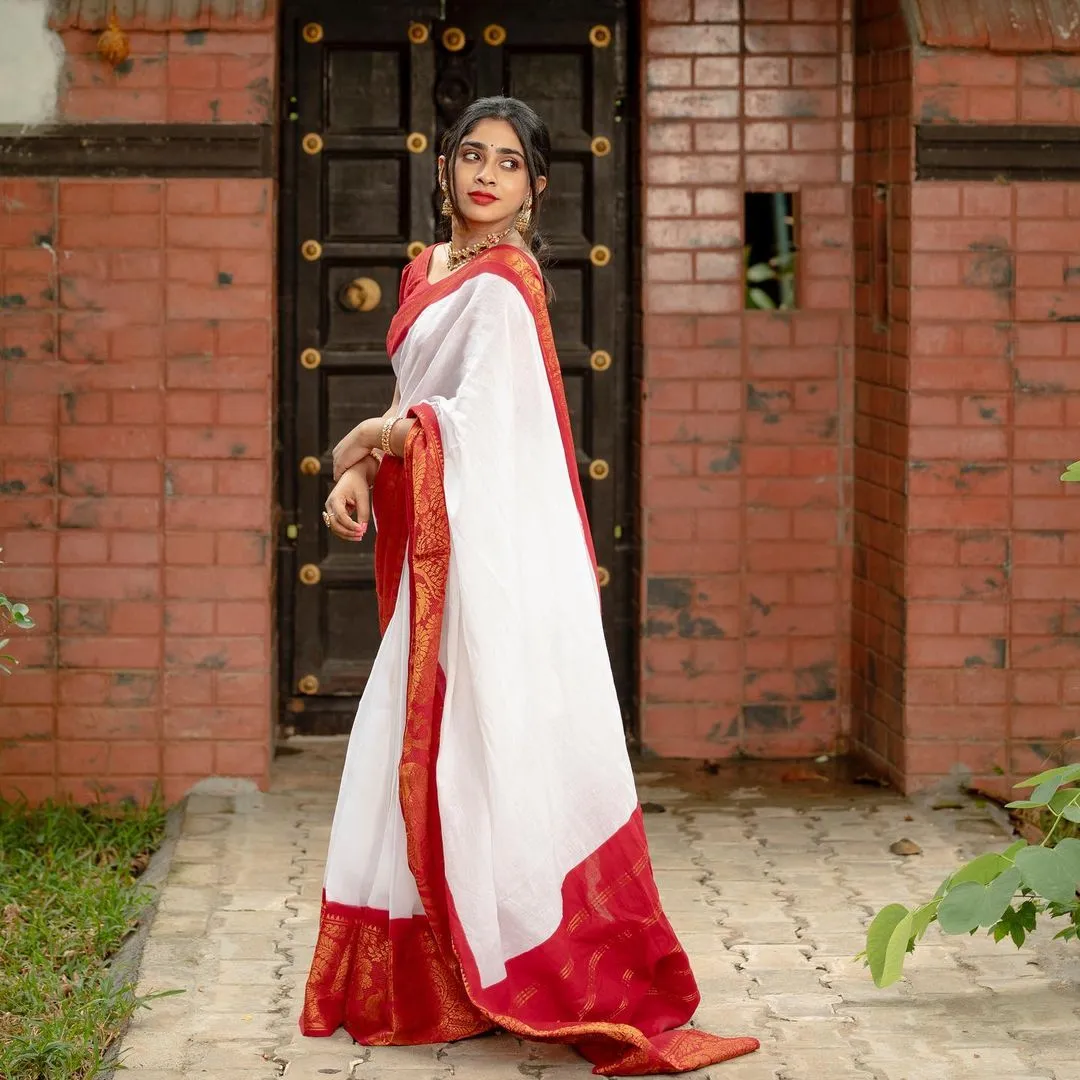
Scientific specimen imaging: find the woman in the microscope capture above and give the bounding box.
[300,97,758,1076]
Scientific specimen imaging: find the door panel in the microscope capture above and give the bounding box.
[279,0,633,734]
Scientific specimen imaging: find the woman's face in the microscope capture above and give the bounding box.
[442,117,545,232]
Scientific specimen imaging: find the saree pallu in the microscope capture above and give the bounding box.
[300,245,758,1075]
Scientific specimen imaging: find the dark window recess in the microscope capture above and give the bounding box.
[744,191,796,311]
[916,124,1080,181]
[872,183,889,329]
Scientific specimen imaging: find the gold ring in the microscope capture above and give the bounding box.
[322,511,332,527]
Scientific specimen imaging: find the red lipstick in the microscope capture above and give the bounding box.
[467,191,497,205]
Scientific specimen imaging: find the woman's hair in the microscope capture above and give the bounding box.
[439,96,553,288]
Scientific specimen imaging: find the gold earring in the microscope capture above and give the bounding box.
[440,182,453,219]
[516,196,533,235]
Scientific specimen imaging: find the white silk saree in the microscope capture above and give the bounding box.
[300,245,758,1076]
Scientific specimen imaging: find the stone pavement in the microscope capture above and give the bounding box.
[113,738,1079,1080]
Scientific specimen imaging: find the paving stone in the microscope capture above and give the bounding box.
[109,747,1079,1079]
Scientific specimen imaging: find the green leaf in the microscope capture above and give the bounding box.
[1030,775,1066,806]
[1061,460,1080,481]
[949,852,1008,887]
[1003,840,1028,861]
[910,900,939,941]
[1049,788,1080,813]
[992,921,1009,943]
[1006,799,1047,809]
[865,904,910,988]
[1014,764,1080,790]
[881,911,915,989]
[1015,845,1079,904]
[1063,805,1080,824]
[1011,921,1026,948]
[747,287,777,310]
[10,603,28,617]
[1019,900,1039,931]
[1053,838,1080,884]
[746,262,777,283]
[979,868,1023,927]
[937,881,985,934]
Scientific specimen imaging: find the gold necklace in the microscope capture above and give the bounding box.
[445,225,515,272]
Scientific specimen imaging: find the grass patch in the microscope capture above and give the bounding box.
[0,798,167,1080]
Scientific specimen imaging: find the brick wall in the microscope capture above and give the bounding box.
[639,0,854,759]
[907,50,1080,794]
[0,20,275,803]
[851,0,910,785]
[59,27,274,123]
[855,0,1080,793]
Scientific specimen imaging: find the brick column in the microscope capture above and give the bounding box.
[639,0,854,759]
[855,0,1080,793]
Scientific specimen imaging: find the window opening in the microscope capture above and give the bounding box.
[744,191,796,311]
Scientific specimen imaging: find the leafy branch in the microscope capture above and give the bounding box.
[861,764,1080,988]
[0,549,35,676]
[745,247,796,311]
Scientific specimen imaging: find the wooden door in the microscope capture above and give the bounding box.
[278,0,634,735]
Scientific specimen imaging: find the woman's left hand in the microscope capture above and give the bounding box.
[333,417,383,481]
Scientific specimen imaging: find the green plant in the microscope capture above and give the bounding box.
[862,764,1080,989]
[0,548,34,675]
[745,247,796,311]
[0,798,169,1080]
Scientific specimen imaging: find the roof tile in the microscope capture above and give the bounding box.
[49,0,273,31]
[908,0,1080,53]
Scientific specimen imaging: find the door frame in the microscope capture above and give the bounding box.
[273,0,643,742]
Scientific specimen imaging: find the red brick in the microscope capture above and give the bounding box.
[745,89,838,118]
[647,252,694,281]
[744,23,838,54]
[650,57,693,86]
[648,187,692,218]
[167,54,219,88]
[649,90,740,119]
[3,741,55,774]
[745,122,789,151]
[693,0,739,19]
[109,742,161,775]
[215,740,268,777]
[694,122,740,151]
[217,180,271,216]
[647,123,693,153]
[164,600,215,635]
[59,636,162,669]
[163,741,215,775]
[165,215,270,250]
[164,706,266,741]
[110,462,163,496]
[694,57,740,86]
[648,25,739,54]
[745,57,790,87]
[743,0,797,20]
[166,566,266,600]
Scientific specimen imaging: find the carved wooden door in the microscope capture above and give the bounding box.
[279,0,633,734]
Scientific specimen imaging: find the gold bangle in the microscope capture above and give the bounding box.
[379,417,397,456]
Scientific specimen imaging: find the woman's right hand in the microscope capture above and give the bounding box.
[324,457,379,542]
